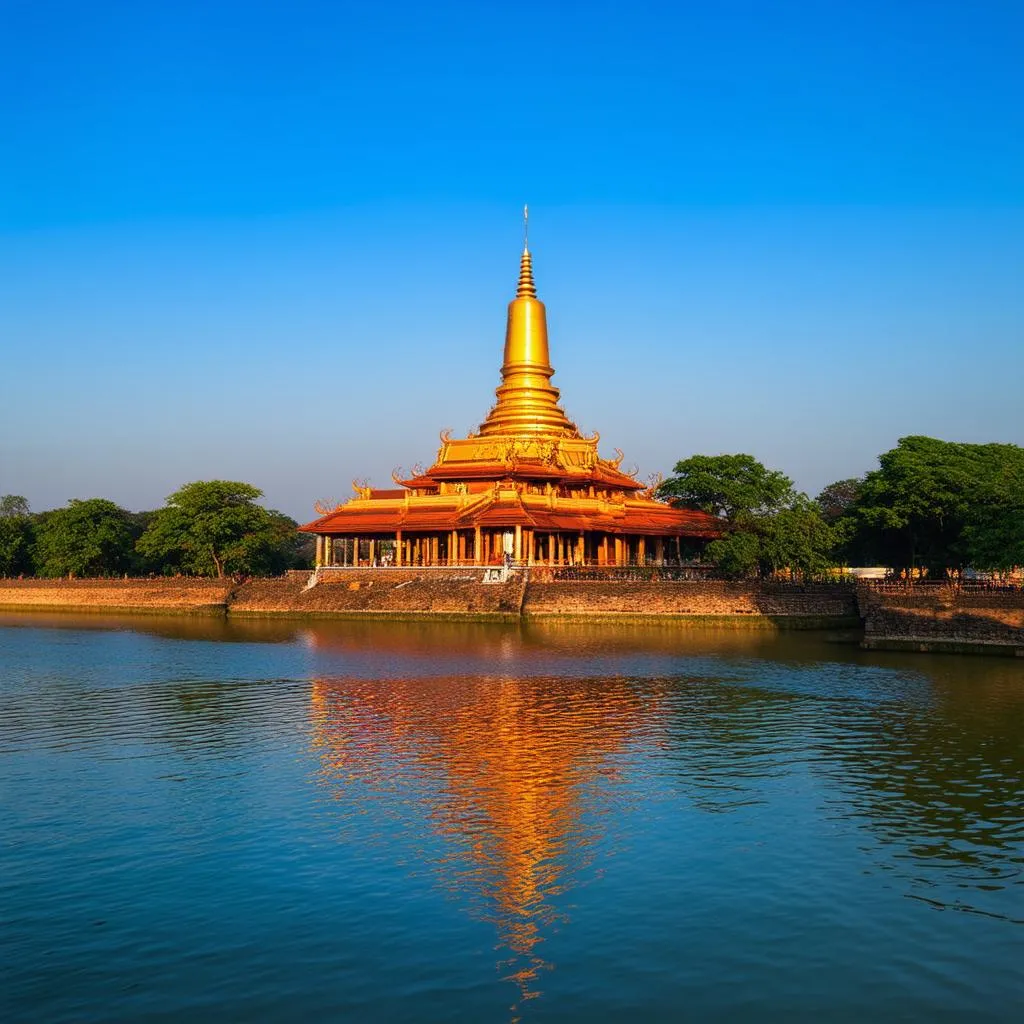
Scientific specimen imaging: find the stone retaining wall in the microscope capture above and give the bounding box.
[0,578,233,612]
[231,569,527,619]
[522,580,858,624]
[5,576,1022,654]
[0,575,856,625]
[858,585,1024,654]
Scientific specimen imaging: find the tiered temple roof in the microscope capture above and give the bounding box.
[300,221,720,566]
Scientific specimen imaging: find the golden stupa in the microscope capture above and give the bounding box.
[299,211,718,566]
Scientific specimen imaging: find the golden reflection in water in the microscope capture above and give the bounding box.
[310,674,661,1005]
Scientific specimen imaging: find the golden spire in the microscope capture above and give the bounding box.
[516,250,537,298]
[478,211,578,438]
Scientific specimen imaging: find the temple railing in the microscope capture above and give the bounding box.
[314,561,712,575]
[528,565,721,583]
[859,579,1024,594]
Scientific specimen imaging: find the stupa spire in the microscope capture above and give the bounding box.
[516,205,536,298]
[477,210,578,438]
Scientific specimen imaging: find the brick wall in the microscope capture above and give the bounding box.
[231,569,527,618]
[858,585,1024,648]
[0,578,233,610]
[0,574,857,622]
[522,580,858,620]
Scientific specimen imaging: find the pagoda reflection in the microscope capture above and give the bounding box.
[310,674,661,1005]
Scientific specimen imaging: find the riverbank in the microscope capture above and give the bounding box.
[0,578,234,614]
[2,575,1021,654]
[0,573,854,627]
[858,583,1024,657]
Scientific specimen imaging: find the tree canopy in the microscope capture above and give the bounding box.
[657,453,796,519]
[137,480,303,578]
[659,454,836,578]
[34,498,137,577]
[839,436,1024,573]
[0,494,33,576]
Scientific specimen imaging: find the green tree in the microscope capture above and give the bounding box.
[137,480,302,578]
[814,478,865,564]
[846,436,1024,574]
[659,455,836,578]
[961,504,1024,573]
[815,478,863,522]
[34,498,136,577]
[0,495,30,517]
[658,453,795,518]
[0,494,34,575]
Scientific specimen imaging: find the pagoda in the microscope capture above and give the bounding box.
[299,220,720,567]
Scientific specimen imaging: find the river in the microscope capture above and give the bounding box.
[1,614,1021,1021]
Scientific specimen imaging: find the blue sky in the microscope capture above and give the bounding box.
[1,0,1021,520]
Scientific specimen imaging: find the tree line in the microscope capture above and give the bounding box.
[0,481,311,579]
[2,436,1021,580]
[658,435,1023,579]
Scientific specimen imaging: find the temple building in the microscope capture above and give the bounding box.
[299,227,720,567]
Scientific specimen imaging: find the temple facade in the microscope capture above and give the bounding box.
[299,234,720,567]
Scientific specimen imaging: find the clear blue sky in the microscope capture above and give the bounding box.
[1,0,1021,520]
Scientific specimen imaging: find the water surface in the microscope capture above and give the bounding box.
[1,614,1021,1021]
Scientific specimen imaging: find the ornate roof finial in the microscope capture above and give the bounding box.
[516,205,536,298]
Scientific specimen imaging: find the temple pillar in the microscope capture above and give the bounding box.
[514,524,522,563]
[315,535,324,567]
[395,531,403,566]
[548,534,555,566]
[655,537,664,565]
[615,537,624,566]
[474,526,482,565]
[368,539,376,566]
[638,537,645,565]
[326,536,335,566]
[451,530,458,565]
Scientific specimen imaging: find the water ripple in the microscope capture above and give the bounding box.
[1,617,1021,1022]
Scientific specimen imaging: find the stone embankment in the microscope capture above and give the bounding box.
[5,575,1022,653]
[0,577,233,613]
[0,570,528,622]
[232,569,527,620]
[858,583,1024,656]
[0,572,852,627]
[522,580,858,627]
